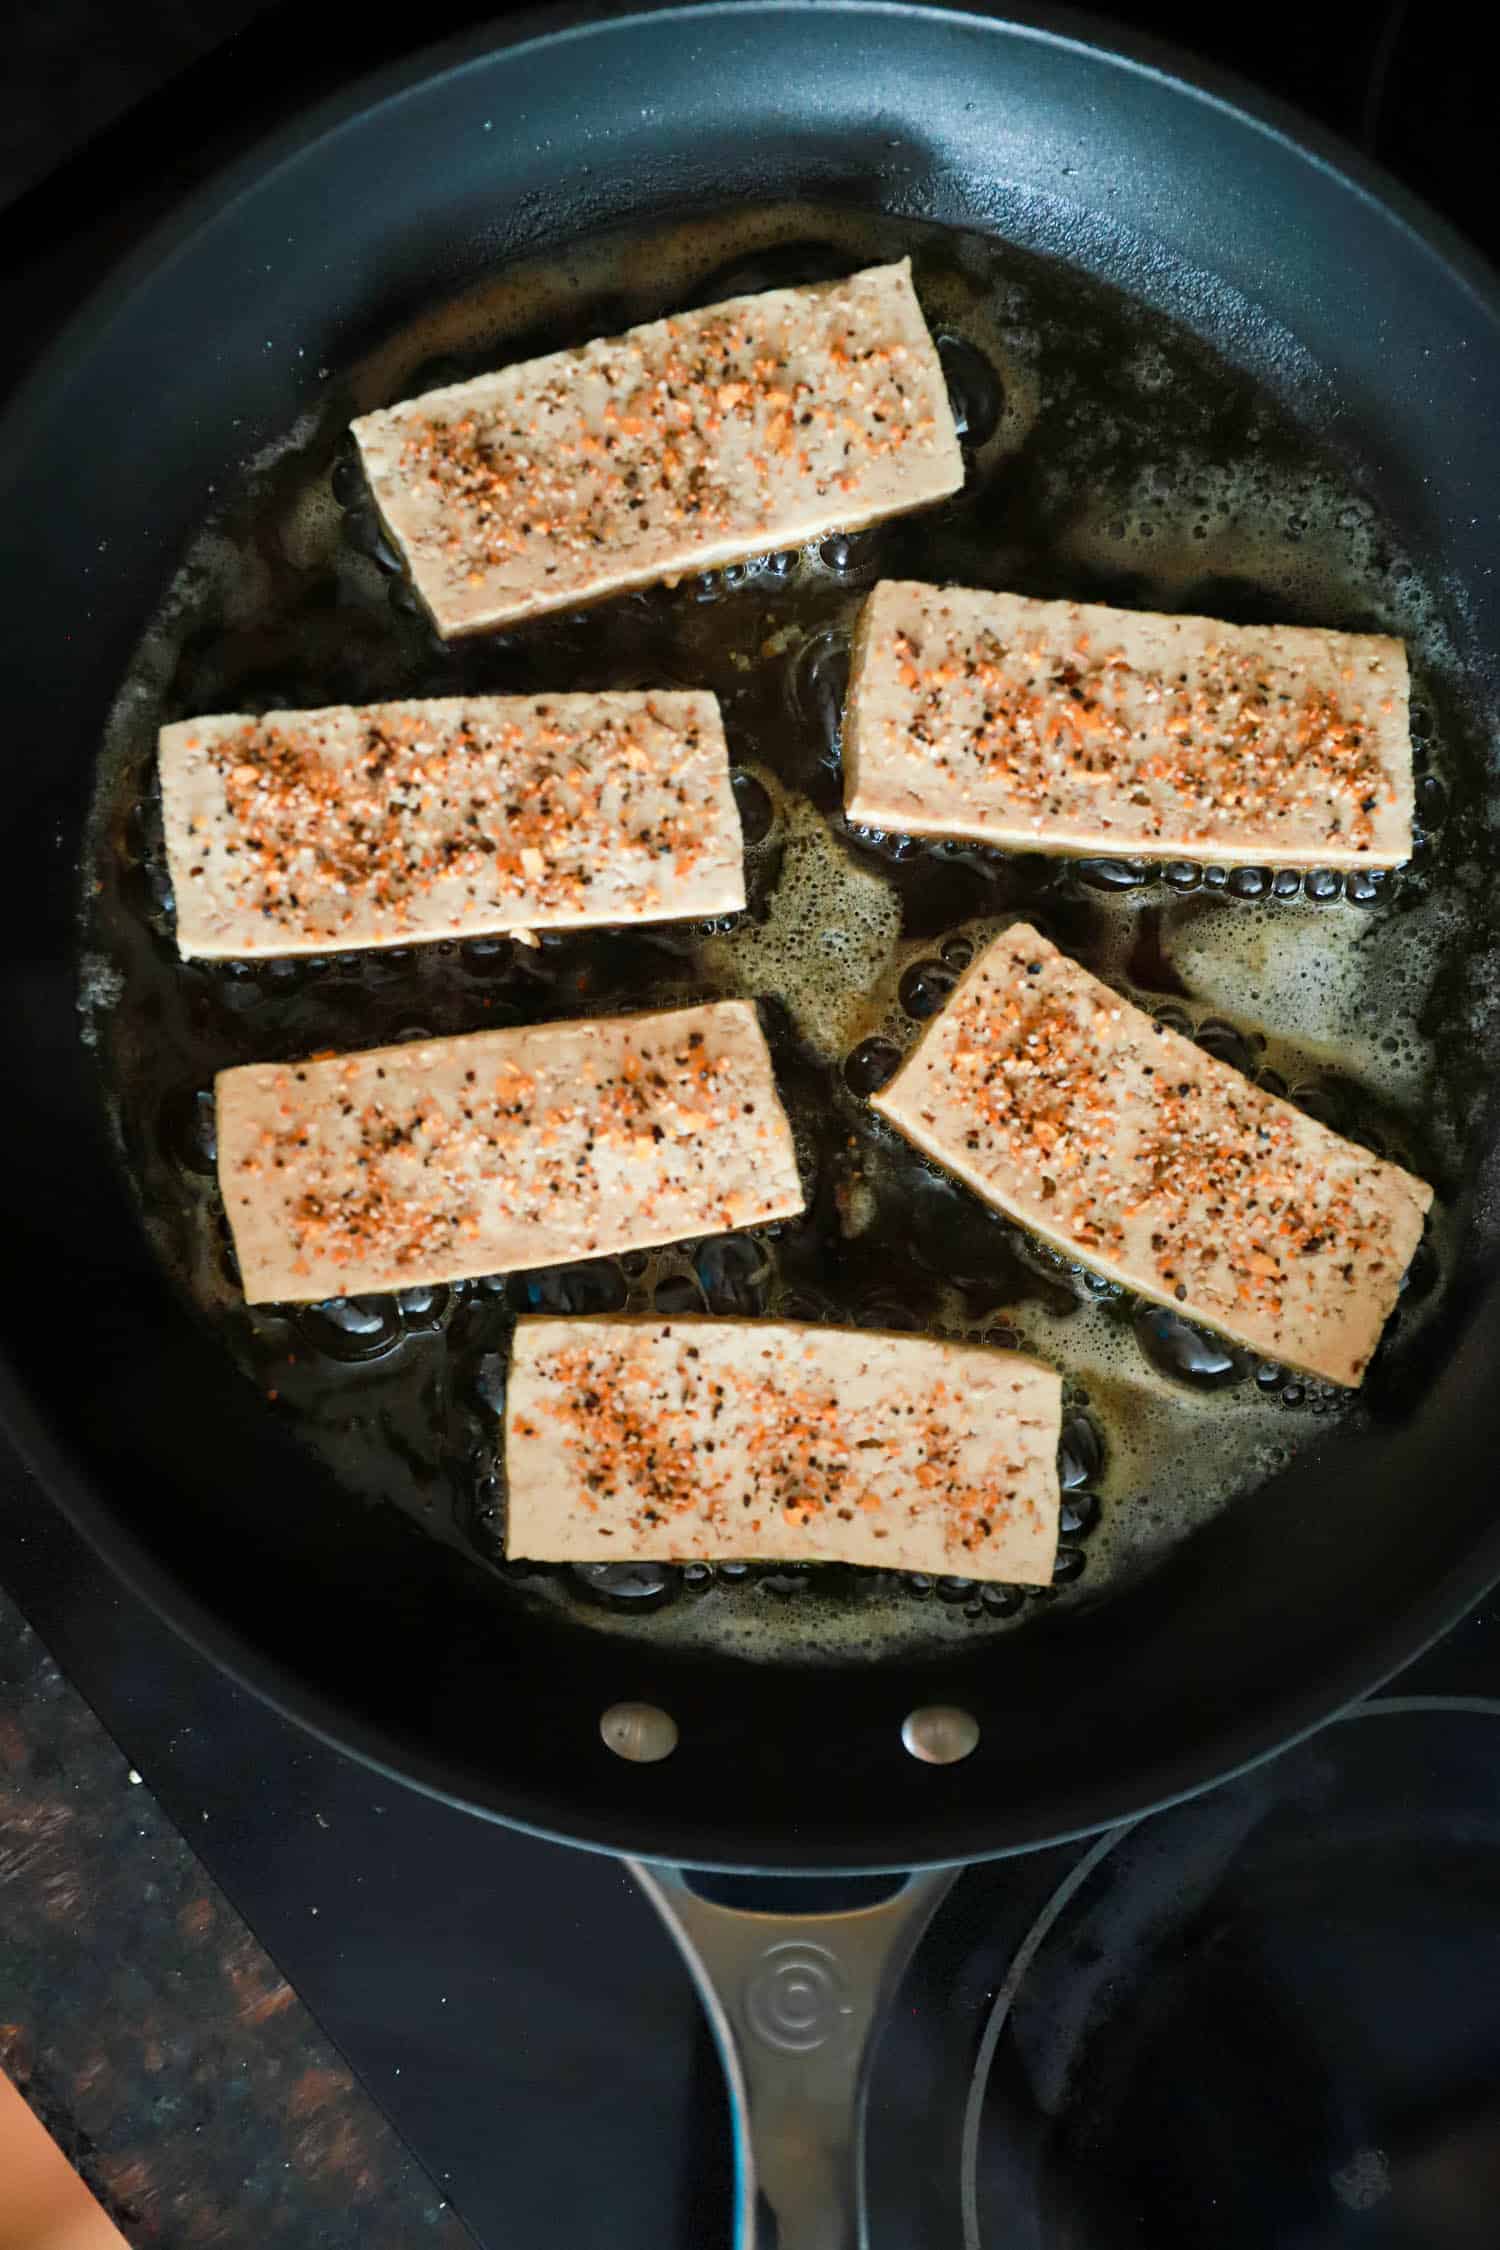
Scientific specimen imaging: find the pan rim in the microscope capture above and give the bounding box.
[7,0,1500,459]
[6,0,1500,1868]
[9,1332,1500,1874]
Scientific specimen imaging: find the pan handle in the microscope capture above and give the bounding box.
[629,1860,956,2250]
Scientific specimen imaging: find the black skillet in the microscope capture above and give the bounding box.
[3,4,1500,2240]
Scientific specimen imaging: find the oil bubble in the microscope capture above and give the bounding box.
[1344,867,1389,907]
[818,530,881,574]
[330,453,366,509]
[654,1271,704,1314]
[1227,866,1271,900]
[161,1086,217,1174]
[1060,1491,1100,1537]
[1076,858,1152,892]
[695,1236,770,1314]
[301,1295,403,1363]
[1133,1304,1251,1389]
[732,769,775,845]
[899,958,958,1018]
[344,508,404,574]
[786,628,851,759]
[1195,1019,1258,1073]
[572,1562,677,1606]
[396,1284,449,1330]
[1058,1410,1104,1490]
[509,1261,628,1315]
[936,333,1003,447]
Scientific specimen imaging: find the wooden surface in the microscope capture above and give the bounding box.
[0,1592,475,2248]
[0,2070,127,2249]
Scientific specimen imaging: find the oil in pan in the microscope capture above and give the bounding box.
[80,201,1499,1662]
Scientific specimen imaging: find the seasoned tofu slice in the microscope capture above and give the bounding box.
[871,925,1431,1386]
[216,1001,802,1305]
[505,1317,1062,1582]
[158,690,743,959]
[844,581,1413,867]
[352,261,963,639]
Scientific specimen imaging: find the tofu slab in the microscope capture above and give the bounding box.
[159,691,743,959]
[505,1317,1062,1582]
[216,1002,803,1304]
[871,925,1431,1386]
[844,581,1413,867]
[352,261,963,639]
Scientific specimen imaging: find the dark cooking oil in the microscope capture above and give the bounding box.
[78,202,1497,1662]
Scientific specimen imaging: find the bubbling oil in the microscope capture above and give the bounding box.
[80,202,1498,1662]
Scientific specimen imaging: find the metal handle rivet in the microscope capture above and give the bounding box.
[600,1701,679,1763]
[901,1704,980,1764]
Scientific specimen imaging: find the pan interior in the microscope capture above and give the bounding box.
[81,198,1500,1668]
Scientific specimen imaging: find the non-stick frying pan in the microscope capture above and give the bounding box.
[3,2,1500,2239]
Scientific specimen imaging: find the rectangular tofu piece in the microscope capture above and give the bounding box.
[871,925,1431,1386]
[216,1001,802,1305]
[159,690,743,959]
[844,580,1413,867]
[505,1317,1062,1582]
[351,261,963,639]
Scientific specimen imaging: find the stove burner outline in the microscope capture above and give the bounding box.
[959,1696,1500,2250]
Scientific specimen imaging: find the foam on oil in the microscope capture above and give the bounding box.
[80,200,1500,1663]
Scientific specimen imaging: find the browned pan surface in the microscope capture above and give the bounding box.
[84,201,1490,1666]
